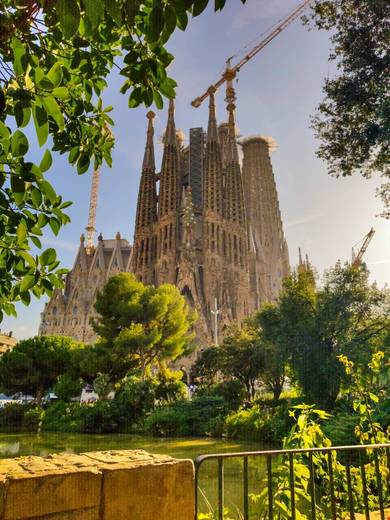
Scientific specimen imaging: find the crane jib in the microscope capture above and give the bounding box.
[190,0,312,108]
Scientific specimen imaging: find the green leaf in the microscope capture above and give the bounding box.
[42,96,65,131]
[153,90,163,110]
[192,0,209,16]
[68,146,80,164]
[11,130,29,156]
[56,0,81,39]
[39,149,53,173]
[31,236,42,249]
[159,78,177,98]
[32,102,49,146]
[40,248,56,266]
[164,4,176,37]
[105,0,122,24]
[10,175,25,198]
[147,2,164,42]
[214,0,226,10]
[20,290,31,306]
[16,221,27,244]
[38,180,57,205]
[49,218,61,235]
[47,62,63,88]
[11,37,27,76]
[20,251,36,268]
[19,274,36,292]
[124,0,140,26]
[52,86,70,100]
[0,121,10,139]
[31,187,43,207]
[176,11,188,30]
[369,392,379,403]
[77,153,90,174]
[14,101,31,128]
[83,0,104,28]
[38,76,54,91]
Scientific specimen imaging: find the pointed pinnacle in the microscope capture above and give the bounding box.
[142,111,156,171]
[207,87,218,142]
[164,98,177,145]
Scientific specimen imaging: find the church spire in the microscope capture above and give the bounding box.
[203,88,223,215]
[158,99,180,217]
[85,167,100,254]
[224,80,245,226]
[142,110,155,171]
[207,87,218,142]
[164,98,177,145]
[225,77,239,165]
[134,111,158,233]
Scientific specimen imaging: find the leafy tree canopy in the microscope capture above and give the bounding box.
[0,335,80,402]
[263,262,389,409]
[307,0,390,217]
[93,273,196,379]
[0,0,245,319]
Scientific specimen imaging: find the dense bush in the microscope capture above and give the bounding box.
[225,402,294,443]
[146,396,226,436]
[0,403,42,431]
[54,374,84,402]
[195,380,246,412]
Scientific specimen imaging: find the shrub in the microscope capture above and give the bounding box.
[54,374,84,402]
[0,403,29,430]
[23,407,43,430]
[196,380,246,412]
[80,401,119,433]
[146,395,226,437]
[42,401,83,432]
[225,402,294,443]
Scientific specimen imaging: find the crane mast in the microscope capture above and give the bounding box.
[191,0,312,108]
[351,228,375,268]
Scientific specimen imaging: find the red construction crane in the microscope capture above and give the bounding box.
[191,0,312,108]
[351,228,375,268]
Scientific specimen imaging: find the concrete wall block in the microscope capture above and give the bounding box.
[4,470,102,520]
[101,459,194,520]
[0,450,195,520]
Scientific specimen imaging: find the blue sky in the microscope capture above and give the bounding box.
[2,0,389,339]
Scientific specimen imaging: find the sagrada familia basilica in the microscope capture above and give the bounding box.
[39,91,290,347]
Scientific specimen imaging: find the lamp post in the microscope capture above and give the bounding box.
[210,298,220,345]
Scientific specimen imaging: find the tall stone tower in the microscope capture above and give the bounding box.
[132,111,158,285]
[241,136,289,306]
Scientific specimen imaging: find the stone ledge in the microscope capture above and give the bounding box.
[0,450,195,520]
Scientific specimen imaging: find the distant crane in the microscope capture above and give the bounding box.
[191,0,312,108]
[351,228,375,268]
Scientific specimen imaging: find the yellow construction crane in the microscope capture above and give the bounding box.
[351,228,375,268]
[191,0,312,108]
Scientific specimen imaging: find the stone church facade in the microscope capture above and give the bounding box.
[39,95,289,346]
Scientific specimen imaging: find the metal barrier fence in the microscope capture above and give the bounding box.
[194,443,390,520]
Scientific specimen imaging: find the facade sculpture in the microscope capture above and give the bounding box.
[39,96,289,346]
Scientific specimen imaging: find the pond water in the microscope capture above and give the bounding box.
[0,432,273,517]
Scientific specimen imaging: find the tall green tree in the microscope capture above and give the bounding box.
[93,273,196,380]
[219,323,265,400]
[249,305,289,404]
[0,335,79,403]
[306,0,390,217]
[0,0,245,318]
[268,263,389,409]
